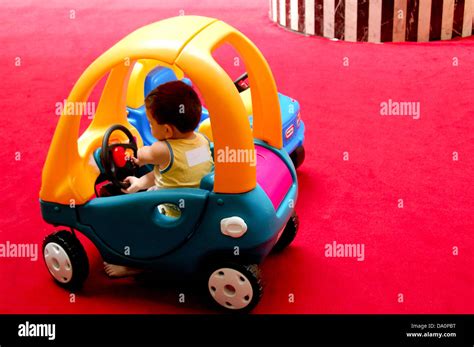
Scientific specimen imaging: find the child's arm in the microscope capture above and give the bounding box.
[132,142,171,169]
[121,142,170,194]
[121,171,155,194]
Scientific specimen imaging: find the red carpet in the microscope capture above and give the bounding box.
[0,0,473,314]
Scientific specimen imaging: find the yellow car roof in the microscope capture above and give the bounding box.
[40,16,281,204]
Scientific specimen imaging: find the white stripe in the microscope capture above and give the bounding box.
[323,0,335,38]
[272,0,278,22]
[279,0,286,26]
[305,0,315,34]
[417,0,432,42]
[368,0,382,42]
[271,0,277,21]
[291,0,299,30]
[441,0,455,40]
[462,0,473,37]
[345,0,358,42]
[393,0,408,42]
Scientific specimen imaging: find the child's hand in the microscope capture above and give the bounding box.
[124,154,140,167]
[121,176,141,194]
[132,156,141,166]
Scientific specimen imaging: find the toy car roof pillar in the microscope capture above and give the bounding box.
[174,19,283,150]
[174,19,282,193]
[40,15,282,205]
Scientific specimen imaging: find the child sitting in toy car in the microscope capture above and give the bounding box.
[104,80,214,277]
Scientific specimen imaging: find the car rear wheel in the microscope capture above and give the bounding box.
[207,264,263,312]
[43,230,89,290]
[290,145,305,169]
[272,212,299,253]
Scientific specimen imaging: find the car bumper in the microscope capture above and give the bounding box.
[283,121,305,155]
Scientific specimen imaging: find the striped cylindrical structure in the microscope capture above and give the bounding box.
[269,0,474,42]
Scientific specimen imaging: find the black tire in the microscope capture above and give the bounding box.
[290,145,305,169]
[42,230,89,290]
[272,212,299,253]
[206,263,263,313]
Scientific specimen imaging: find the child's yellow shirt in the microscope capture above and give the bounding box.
[154,132,213,189]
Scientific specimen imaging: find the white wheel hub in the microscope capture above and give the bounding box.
[44,242,73,283]
[208,267,253,310]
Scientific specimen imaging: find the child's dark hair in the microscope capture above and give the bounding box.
[145,81,202,133]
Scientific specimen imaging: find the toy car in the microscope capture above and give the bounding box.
[126,62,305,168]
[39,16,299,312]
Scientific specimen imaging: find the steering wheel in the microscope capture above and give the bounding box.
[234,72,249,93]
[100,124,138,189]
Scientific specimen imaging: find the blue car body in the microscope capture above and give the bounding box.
[40,66,300,283]
[40,140,297,280]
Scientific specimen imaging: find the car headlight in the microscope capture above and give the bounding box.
[285,124,295,139]
[220,216,248,238]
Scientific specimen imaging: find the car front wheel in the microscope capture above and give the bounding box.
[207,263,263,312]
[42,230,89,290]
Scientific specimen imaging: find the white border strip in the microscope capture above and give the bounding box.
[462,0,473,37]
[291,0,299,30]
[417,0,432,42]
[368,0,382,43]
[393,0,408,42]
[272,0,278,22]
[345,0,358,41]
[305,0,316,34]
[279,0,286,26]
[323,0,335,38]
[441,0,455,40]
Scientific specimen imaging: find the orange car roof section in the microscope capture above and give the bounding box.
[40,17,217,204]
[175,20,282,194]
